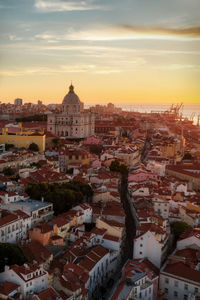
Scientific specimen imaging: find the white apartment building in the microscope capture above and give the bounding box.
[3,199,54,226]
[0,263,48,299]
[111,268,155,300]
[152,195,170,219]
[133,223,169,268]
[0,210,31,243]
[77,245,110,299]
[72,203,92,223]
[160,262,200,300]
[177,229,200,250]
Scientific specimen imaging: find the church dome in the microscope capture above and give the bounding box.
[62,84,81,105]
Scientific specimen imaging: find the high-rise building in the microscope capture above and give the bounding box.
[47,84,95,139]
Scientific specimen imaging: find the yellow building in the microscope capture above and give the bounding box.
[0,124,45,152]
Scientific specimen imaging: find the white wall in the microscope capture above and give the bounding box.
[160,273,200,300]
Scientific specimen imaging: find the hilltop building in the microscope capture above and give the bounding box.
[47,84,95,139]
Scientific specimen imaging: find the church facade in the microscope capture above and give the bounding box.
[47,84,95,139]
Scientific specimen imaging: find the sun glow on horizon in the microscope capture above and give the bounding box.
[0,0,199,105]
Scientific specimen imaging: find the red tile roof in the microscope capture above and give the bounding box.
[34,287,60,300]
[0,213,19,227]
[178,228,200,241]
[162,262,200,284]
[20,240,52,264]
[0,281,19,296]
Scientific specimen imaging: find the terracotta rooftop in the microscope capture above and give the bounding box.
[162,262,200,284]
[34,287,61,300]
[0,281,20,296]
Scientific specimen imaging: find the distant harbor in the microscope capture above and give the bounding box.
[117,104,200,125]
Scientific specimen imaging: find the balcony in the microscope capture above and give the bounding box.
[37,209,53,220]
[140,280,152,290]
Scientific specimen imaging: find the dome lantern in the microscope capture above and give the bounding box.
[62,83,83,114]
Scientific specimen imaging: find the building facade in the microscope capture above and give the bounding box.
[160,262,200,300]
[47,84,95,139]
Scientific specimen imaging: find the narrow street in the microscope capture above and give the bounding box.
[120,173,136,263]
[141,136,151,163]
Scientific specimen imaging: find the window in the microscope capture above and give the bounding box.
[165,288,168,294]
[174,280,178,287]
[140,244,143,247]
[165,278,169,284]
[184,295,188,300]
[174,291,178,297]
[184,284,188,290]
[139,251,143,255]
[195,287,198,293]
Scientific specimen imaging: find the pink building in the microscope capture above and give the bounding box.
[128,171,158,183]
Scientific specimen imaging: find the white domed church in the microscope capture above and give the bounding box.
[47,84,95,139]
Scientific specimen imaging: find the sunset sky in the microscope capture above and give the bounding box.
[0,0,200,105]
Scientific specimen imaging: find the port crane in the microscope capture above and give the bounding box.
[197,115,200,126]
[189,112,195,122]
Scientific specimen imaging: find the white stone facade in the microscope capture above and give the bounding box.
[152,196,170,219]
[133,230,169,268]
[47,84,95,139]
[0,211,31,243]
[160,267,200,300]
[0,264,48,300]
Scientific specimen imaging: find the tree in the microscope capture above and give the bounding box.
[182,152,193,160]
[16,114,47,122]
[66,168,74,174]
[3,167,15,176]
[5,144,14,151]
[110,159,128,175]
[89,144,103,156]
[52,138,59,146]
[119,163,128,175]
[25,181,93,215]
[0,243,28,272]
[171,221,192,239]
[110,159,120,172]
[28,142,39,152]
